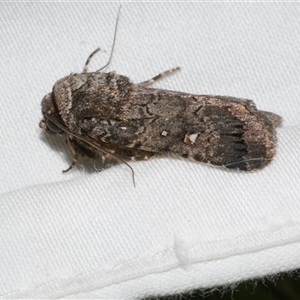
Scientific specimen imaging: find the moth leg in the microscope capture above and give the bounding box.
[63,136,79,173]
[84,8,121,73]
[83,48,101,73]
[139,67,181,86]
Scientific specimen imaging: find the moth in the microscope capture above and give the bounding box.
[39,12,281,183]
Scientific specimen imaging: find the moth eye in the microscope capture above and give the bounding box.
[46,117,63,133]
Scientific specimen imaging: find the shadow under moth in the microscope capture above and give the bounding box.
[39,12,281,184]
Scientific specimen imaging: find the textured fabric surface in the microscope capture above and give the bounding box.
[1,2,300,299]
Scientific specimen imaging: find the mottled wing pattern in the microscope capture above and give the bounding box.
[56,72,279,171]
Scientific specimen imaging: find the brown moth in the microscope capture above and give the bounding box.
[39,11,281,183]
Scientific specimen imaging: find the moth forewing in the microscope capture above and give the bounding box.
[39,8,281,181]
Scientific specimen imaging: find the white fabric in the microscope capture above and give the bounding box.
[1,2,300,299]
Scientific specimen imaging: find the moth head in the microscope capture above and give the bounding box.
[39,92,64,135]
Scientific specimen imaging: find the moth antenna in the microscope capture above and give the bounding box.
[46,114,136,187]
[223,157,271,169]
[96,5,122,72]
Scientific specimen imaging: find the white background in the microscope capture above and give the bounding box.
[1,2,300,299]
